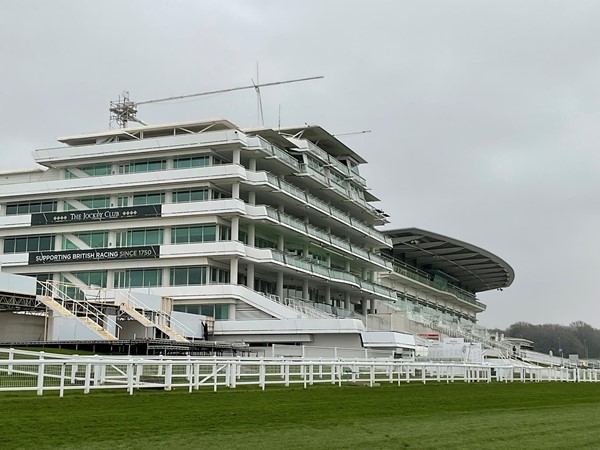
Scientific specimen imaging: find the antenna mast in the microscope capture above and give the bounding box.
[109,75,324,128]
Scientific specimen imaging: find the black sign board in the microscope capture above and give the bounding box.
[29,245,160,265]
[31,205,162,226]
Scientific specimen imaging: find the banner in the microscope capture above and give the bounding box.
[29,245,160,265]
[31,205,161,226]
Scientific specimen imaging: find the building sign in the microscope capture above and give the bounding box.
[29,246,160,265]
[30,205,162,226]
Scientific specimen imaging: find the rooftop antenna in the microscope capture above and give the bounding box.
[251,62,265,127]
[109,75,324,129]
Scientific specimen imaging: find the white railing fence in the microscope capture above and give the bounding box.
[1,348,599,397]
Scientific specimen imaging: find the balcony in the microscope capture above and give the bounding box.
[245,171,392,247]
[270,250,397,301]
[391,260,482,309]
[252,206,392,272]
[35,130,245,165]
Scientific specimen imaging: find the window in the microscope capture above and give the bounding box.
[170,266,207,286]
[4,235,55,253]
[173,155,210,169]
[116,229,163,247]
[219,225,231,241]
[210,267,230,284]
[72,271,107,287]
[119,160,166,174]
[5,201,56,215]
[114,269,162,288]
[64,197,110,210]
[172,189,209,203]
[66,164,112,178]
[171,225,216,244]
[173,303,229,320]
[62,232,108,250]
[132,192,164,206]
[255,236,276,249]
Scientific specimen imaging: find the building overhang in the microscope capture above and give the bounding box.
[278,125,368,164]
[57,119,240,146]
[383,227,514,293]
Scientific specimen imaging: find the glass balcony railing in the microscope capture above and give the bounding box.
[259,172,391,247]
[249,136,300,170]
[391,260,481,307]
[298,163,329,186]
[265,207,387,270]
[269,250,397,301]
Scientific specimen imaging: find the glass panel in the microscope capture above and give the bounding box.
[15,238,27,253]
[203,225,216,242]
[188,227,201,243]
[215,304,229,320]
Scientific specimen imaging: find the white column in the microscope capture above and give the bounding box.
[231,216,239,241]
[249,158,256,171]
[230,258,239,285]
[344,292,351,310]
[232,183,240,199]
[325,285,331,305]
[302,279,309,300]
[248,191,256,205]
[247,263,255,290]
[248,223,255,247]
[277,271,284,301]
[361,298,368,315]
[233,149,241,165]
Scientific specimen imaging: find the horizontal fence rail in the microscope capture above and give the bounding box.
[0,349,598,397]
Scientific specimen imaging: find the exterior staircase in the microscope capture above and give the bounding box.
[38,296,73,318]
[119,303,155,327]
[78,317,119,340]
[155,321,189,343]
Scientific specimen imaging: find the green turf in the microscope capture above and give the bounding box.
[1,382,599,449]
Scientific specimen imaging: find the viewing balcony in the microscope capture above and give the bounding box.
[245,171,392,247]
[389,260,484,309]
[246,205,393,272]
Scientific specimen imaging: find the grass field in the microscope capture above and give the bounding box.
[1,382,599,449]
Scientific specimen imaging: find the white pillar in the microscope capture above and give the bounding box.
[302,279,309,300]
[231,216,239,241]
[248,223,255,247]
[247,263,255,290]
[230,258,239,285]
[249,158,257,171]
[344,292,351,310]
[277,271,284,301]
[325,285,331,305]
[233,149,241,165]
[232,183,240,199]
[248,191,256,206]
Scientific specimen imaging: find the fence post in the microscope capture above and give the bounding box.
[165,362,173,391]
[59,363,66,398]
[7,348,14,375]
[259,359,266,391]
[127,362,134,395]
[84,363,92,394]
[36,360,45,396]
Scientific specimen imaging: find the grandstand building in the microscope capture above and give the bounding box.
[0,119,513,354]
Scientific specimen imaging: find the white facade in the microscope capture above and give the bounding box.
[0,119,508,348]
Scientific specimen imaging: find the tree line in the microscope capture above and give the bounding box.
[500,321,599,359]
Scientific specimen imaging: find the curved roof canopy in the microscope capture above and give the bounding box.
[383,228,514,293]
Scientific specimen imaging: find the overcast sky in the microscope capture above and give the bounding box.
[1,1,599,329]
